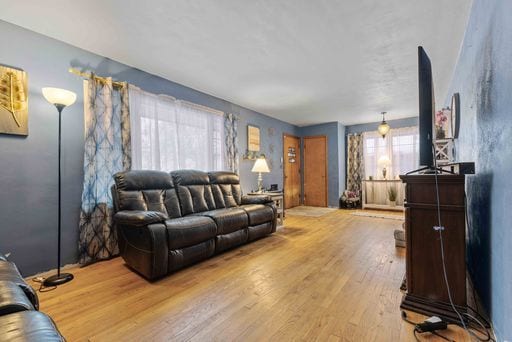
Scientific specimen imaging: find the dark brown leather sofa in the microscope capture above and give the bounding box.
[0,254,64,341]
[112,170,277,280]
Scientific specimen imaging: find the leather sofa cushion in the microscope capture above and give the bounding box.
[114,171,182,218]
[172,170,218,215]
[117,190,147,211]
[248,222,273,241]
[0,311,64,341]
[0,281,34,316]
[114,170,174,191]
[172,170,210,185]
[168,239,215,272]
[208,172,242,207]
[240,204,274,226]
[176,185,216,215]
[215,229,248,253]
[165,216,217,250]
[193,208,248,234]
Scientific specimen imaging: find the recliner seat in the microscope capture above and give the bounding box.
[112,170,277,280]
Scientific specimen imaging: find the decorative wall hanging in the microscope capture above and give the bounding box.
[435,108,450,139]
[247,124,260,151]
[0,65,28,135]
[243,150,259,160]
[267,127,275,137]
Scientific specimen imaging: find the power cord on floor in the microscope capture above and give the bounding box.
[402,311,454,342]
[430,144,495,342]
[32,277,57,293]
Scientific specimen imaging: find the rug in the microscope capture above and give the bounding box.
[351,211,404,221]
[286,206,338,217]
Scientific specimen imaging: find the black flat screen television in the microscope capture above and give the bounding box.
[418,46,434,168]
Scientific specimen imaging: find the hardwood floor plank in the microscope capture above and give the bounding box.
[28,210,472,341]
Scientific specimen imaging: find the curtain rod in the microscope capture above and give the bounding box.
[68,68,126,88]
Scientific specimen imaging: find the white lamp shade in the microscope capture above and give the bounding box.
[378,155,391,167]
[251,157,270,173]
[42,87,77,107]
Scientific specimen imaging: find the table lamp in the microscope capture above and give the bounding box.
[378,155,391,179]
[251,156,270,193]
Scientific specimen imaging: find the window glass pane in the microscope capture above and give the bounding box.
[363,127,419,179]
[129,87,226,172]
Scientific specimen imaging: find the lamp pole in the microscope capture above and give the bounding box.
[42,88,76,287]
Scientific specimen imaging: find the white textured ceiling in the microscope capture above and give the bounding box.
[0,0,472,126]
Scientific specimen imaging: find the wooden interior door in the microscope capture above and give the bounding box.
[304,136,327,207]
[283,134,301,209]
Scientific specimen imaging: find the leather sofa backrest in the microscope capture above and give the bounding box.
[113,170,182,218]
[208,171,242,208]
[171,170,218,215]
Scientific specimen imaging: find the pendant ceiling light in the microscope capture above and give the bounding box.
[378,111,390,138]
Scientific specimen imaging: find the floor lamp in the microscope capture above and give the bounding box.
[42,87,77,287]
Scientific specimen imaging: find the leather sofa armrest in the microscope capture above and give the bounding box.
[241,195,273,205]
[114,211,168,227]
[0,281,35,316]
[116,222,169,280]
[0,260,39,310]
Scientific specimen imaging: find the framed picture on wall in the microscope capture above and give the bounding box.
[248,124,260,151]
[0,64,28,136]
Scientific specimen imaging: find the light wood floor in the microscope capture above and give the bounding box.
[31,209,472,341]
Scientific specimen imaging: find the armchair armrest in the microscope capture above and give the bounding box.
[0,281,35,315]
[114,211,168,227]
[241,195,273,205]
[0,260,39,310]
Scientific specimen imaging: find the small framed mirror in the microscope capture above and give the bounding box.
[451,93,460,139]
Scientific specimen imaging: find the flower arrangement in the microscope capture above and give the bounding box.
[435,109,448,139]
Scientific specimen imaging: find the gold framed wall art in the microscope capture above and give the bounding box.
[0,65,28,136]
[247,124,260,152]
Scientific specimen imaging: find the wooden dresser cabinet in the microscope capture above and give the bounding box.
[399,174,466,322]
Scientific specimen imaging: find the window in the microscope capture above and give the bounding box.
[129,85,226,171]
[363,126,419,179]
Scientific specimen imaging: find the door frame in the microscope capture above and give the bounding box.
[282,133,302,209]
[303,135,328,207]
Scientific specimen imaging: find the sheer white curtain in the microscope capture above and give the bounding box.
[129,85,226,171]
[363,126,419,179]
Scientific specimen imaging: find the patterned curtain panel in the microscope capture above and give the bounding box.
[346,133,364,192]
[78,78,131,265]
[224,113,239,174]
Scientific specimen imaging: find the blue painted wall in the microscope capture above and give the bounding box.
[445,1,512,340]
[0,20,298,276]
[298,122,345,207]
[338,122,346,197]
